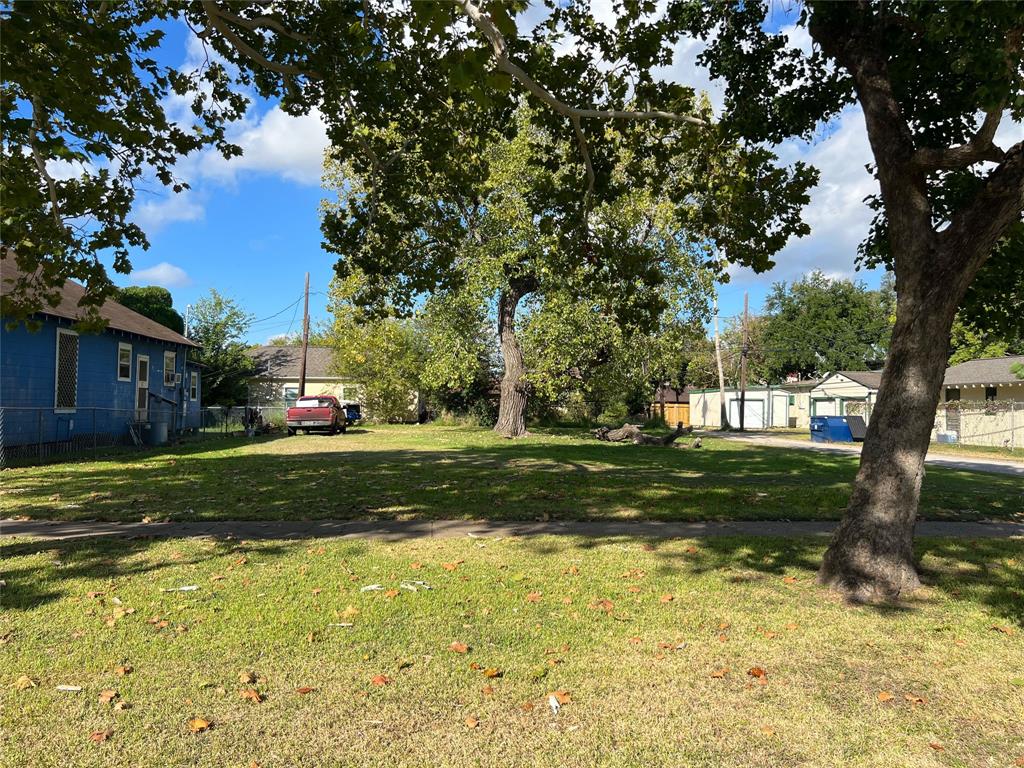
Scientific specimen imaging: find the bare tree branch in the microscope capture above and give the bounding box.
[206,4,310,43]
[29,97,63,230]
[911,104,1006,170]
[200,1,320,80]
[459,0,707,127]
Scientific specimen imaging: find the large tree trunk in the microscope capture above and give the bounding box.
[818,275,962,600]
[494,281,532,438]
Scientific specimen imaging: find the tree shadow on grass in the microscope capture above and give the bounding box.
[517,533,1023,627]
[3,432,1019,524]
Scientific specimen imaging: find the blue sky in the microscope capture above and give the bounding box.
[105,4,1019,344]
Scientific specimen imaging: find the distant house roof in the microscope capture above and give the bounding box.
[652,385,691,404]
[834,371,883,390]
[1,263,197,347]
[247,345,339,379]
[780,378,822,392]
[943,355,1024,387]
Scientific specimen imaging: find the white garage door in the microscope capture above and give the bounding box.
[728,398,765,429]
[813,398,837,416]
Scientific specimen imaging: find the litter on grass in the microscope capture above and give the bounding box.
[360,584,385,592]
[56,685,83,692]
[160,586,199,593]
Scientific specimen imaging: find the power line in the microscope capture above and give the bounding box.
[248,294,304,327]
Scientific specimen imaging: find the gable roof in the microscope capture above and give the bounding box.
[1,263,197,347]
[780,378,821,392]
[247,345,339,379]
[652,385,691,403]
[943,355,1024,387]
[816,371,883,390]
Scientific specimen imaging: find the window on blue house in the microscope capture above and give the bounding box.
[190,372,198,401]
[118,343,132,381]
[55,329,79,411]
[164,351,177,387]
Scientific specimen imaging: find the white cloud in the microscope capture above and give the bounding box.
[194,106,330,186]
[129,262,192,288]
[730,107,879,286]
[132,189,205,231]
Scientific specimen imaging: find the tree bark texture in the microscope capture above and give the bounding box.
[494,281,532,438]
[593,422,693,446]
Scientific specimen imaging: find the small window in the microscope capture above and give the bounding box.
[164,351,177,387]
[985,386,997,401]
[283,387,299,407]
[788,395,795,406]
[117,342,132,381]
[189,371,198,401]
[55,328,79,411]
[945,387,960,402]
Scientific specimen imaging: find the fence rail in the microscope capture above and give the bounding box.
[0,405,288,468]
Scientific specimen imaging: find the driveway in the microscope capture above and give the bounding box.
[710,431,1024,477]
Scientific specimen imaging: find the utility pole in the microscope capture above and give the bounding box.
[298,272,310,398]
[739,291,749,431]
[713,295,730,430]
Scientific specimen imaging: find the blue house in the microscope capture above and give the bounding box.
[1,266,201,456]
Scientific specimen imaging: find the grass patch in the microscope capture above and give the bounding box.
[1,425,1021,524]
[1,534,1021,767]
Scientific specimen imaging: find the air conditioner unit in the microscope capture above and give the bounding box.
[174,372,183,384]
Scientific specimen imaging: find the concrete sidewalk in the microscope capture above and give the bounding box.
[2,518,1021,542]
[709,432,1024,477]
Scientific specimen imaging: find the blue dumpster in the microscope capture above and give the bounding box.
[810,416,854,443]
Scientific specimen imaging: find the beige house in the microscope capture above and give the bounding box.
[780,378,821,428]
[246,346,360,407]
[808,371,882,421]
[936,355,1024,448]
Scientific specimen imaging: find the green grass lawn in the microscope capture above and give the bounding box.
[2,425,1021,523]
[1,534,1021,767]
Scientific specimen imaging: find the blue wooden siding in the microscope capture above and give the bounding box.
[0,315,201,446]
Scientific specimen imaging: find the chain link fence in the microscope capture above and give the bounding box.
[0,405,290,468]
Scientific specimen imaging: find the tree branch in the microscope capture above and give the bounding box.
[910,104,1006,170]
[200,1,320,80]
[29,97,63,230]
[460,0,705,127]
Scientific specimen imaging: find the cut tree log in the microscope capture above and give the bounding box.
[592,422,693,446]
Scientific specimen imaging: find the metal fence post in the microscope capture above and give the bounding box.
[92,408,97,452]
[37,409,43,460]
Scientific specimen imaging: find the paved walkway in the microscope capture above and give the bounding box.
[2,518,1021,542]
[710,432,1024,477]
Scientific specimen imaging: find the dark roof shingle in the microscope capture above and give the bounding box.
[943,355,1024,386]
[247,345,338,379]
[835,371,883,389]
[1,263,197,347]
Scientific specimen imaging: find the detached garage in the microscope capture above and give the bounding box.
[690,387,791,430]
[809,372,881,422]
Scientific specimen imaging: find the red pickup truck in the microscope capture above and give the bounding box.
[286,395,347,435]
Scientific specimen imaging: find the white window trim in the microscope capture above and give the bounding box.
[117,342,133,382]
[190,371,198,401]
[54,327,79,413]
[163,350,177,388]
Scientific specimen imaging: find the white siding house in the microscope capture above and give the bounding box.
[809,372,882,422]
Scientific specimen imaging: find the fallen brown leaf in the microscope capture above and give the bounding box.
[904,693,926,705]
[410,562,423,570]
[464,716,479,729]
[481,685,495,696]
[929,743,945,752]
[526,592,542,603]
[563,565,579,575]
[991,624,1015,635]
[877,691,895,702]
[760,725,776,737]
[710,668,729,679]
[114,665,132,676]
[482,668,502,678]
[311,588,322,596]
[782,576,799,584]
[469,662,482,671]
[548,690,571,704]
[188,718,212,733]
[14,675,37,690]
[112,701,130,712]
[384,589,400,599]
[441,561,463,571]
[238,671,257,685]
[89,729,113,743]
[295,686,316,695]
[589,598,614,614]
[747,667,767,679]
[628,636,642,645]
[98,689,118,704]
[659,594,674,603]
[718,621,731,630]
[240,688,264,703]
[627,586,641,594]
[449,641,470,654]
[520,701,535,712]
[371,674,392,687]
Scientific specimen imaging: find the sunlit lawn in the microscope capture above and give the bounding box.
[1,534,1021,767]
[1,425,1021,523]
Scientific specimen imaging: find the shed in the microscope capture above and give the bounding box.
[689,386,792,430]
[650,385,690,427]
